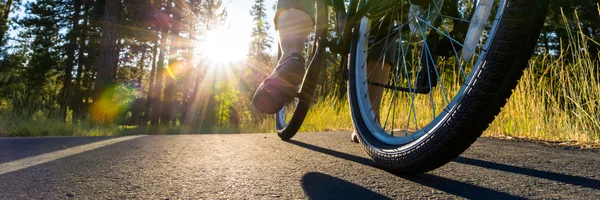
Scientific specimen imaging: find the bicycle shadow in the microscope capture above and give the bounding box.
[301,172,392,200]
[453,156,600,190]
[287,140,593,199]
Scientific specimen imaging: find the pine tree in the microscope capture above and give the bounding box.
[60,0,84,120]
[248,0,273,64]
[72,0,90,119]
[92,0,121,124]
[182,0,227,129]
[16,0,67,114]
[243,0,274,120]
[0,0,14,45]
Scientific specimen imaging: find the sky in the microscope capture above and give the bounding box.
[222,0,279,55]
[6,0,281,60]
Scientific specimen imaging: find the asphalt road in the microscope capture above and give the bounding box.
[0,132,598,199]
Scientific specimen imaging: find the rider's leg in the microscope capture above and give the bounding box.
[351,61,391,143]
[352,19,396,143]
[277,8,314,61]
[252,1,315,114]
[367,62,392,121]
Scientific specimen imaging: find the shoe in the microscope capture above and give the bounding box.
[351,130,359,143]
[252,53,306,114]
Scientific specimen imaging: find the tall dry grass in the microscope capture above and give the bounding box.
[486,9,599,143]
[256,9,600,144]
[1,8,597,145]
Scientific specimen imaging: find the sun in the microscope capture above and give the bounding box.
[195,29,249,64]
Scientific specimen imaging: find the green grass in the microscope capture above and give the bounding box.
[245,9,600,145]
[0,112,122,137]
[1,9,598,147]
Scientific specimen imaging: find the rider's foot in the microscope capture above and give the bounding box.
[351,130,359,143]
[252,53,306,114]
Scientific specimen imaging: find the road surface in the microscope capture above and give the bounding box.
[0,132,598,199]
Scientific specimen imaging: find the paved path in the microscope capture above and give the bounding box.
[0,132,598,199]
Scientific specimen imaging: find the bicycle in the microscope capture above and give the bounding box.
[274,0,549,174]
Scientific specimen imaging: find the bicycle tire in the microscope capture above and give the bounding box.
[276,0,328,140]
[348,0,548,173]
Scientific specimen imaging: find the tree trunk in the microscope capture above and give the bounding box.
[151,26,167,125]
[144,40,158,126]
[129,48,147,125]
[161,60,175,125]
[161,0,178,126]
[112,39,123,79]
[137,48,147,85]
[81,66,97,116]
[73,0,89,119]
[61,0,82,121]
[92,0,120,124]
[0,0,12,44]
[181,73,192,125]
[181,63,194,125]
[185,66,203,128]
[181,23,197,125]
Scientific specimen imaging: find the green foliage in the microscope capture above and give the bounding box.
[0,0,597,147]
[540,1,599,59]
[248,0,273,64]
[238,0,276,123]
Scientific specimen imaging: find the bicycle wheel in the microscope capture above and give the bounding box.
[276,0,328,140]
[348,0,548,173]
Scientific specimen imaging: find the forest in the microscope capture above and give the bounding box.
[0,0,598,144]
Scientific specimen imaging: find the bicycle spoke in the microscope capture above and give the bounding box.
[420,35,451,104]
[349,0,513,148]
[430,0,469,80]
[415,16,480,58]
[370,9,398,128]
[388,9,401,136]
[396,24,419,134]
[440,14,471,23]
[358,0,488,137]
[414,6,437,121]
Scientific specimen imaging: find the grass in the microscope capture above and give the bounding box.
[247,9,600,145]
[485,9,599,144]
[0,112,122,137]
[0,9,598,147]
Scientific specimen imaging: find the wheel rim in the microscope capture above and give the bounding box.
[276,98,299,129]
[276,29,318,131]
[353,0,505,146]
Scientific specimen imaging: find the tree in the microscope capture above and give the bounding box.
[0,0,14,45]
[144,40,158,125]
[180,0,202,125]
[14,0,66,114]
[60,0,83,120]
[91,0,121,124]
[244,0,274,121]
[248,0,273,64]
[150,0,170,125]
[72,0,90,119]
[180,0,227,129]
[539,0,600,60]
[161,0,182,125]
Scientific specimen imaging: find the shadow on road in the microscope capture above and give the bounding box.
[0,137,114,164]
[454,156,600,190]
[302,172,392,200]
[287,140,521,199]
[287,140,376,166]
